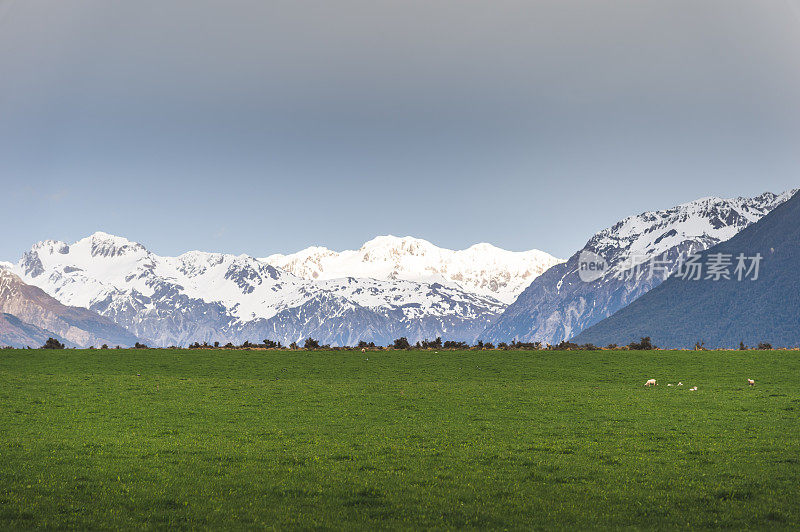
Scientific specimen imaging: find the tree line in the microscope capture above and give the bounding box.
[3,336,782,351]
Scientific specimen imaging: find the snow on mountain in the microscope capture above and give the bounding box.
[263,235,562,304]
[0,268,141,348]
[481,190,798,345]
[589,192,795,278]
[13,232,506,346]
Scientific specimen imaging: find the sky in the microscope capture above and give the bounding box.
[1,0,799,261]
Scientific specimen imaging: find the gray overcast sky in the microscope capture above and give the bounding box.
[1,0,799,260]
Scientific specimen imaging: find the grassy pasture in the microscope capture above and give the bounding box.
[0,348,798,529]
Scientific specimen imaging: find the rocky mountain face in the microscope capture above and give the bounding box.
[12,233,507,347]
[263,236,562,304]
[480,190,797,345]
[0,269,141,348]
[573,190,800,348]
[0,313,70,348]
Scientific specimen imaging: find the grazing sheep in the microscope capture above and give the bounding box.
[645,378,657,387]
[689,386,698,391]
[667,383,673,387]
[677,382,683,386]
[747,378,755,386]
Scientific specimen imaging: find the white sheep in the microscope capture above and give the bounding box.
[677,382,683,386]
[689,386,698,391]
[645,378,657,387]
[747,378,755,386]
[361,348,366,353]
[667,383,673,387]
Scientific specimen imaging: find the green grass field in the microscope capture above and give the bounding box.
[1,348,798,529]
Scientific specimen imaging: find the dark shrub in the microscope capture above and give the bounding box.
[42,338,65,349]
[443,340,469,349]
[628,337,655,350]
[393,337,411,350]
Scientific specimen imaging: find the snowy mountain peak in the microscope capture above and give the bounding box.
[467,242,500,252]
[87,230,130,242]
[263,236,562,303]
[84,230,139,246]
[176,249,226,264]
[29,239,70,254]
[360,234,421,245]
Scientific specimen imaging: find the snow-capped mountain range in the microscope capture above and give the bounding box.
[3,189,794,348]
[263,236,561,304]
[7,234,555,347]
[481,190,798,345]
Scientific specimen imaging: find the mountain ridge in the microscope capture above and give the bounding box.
[480,189,797,345]
[0,312,72,348]
[572,190,800,348]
